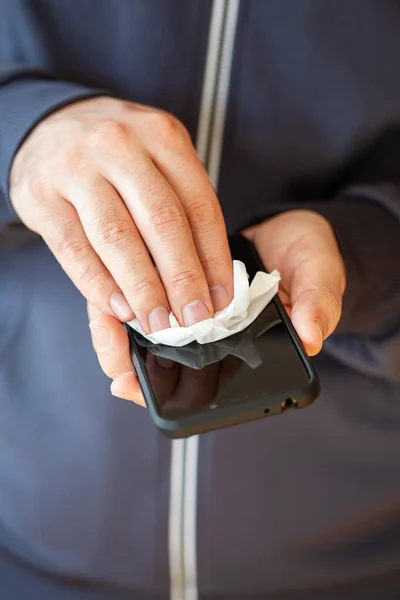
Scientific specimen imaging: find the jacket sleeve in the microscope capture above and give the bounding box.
[258,184,400,381]
[0,65,104,229]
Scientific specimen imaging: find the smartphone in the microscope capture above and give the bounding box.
[126,234,320,438]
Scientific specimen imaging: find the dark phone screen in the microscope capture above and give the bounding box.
[132,235,311,418]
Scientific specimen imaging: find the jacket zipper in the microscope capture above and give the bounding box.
[169,1,240,599]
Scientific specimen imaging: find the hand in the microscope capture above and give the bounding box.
[87,302,241,406]
[10,97,233,334]
[87,303,143,404]
[88,209,344,401]
[245,210,346,356]
[88,209,344,402]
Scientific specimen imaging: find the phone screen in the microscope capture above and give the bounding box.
[133,299,311,418]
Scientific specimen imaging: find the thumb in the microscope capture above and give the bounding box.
[290,267,344,356]
[245,211,345,356]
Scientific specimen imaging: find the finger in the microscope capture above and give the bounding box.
[244,212,345,355]
[99,150,215,326]
[290,259,343,356]
[278,287,291,314]
[149,132,233,311]
[87,301,102,321]
[88,312,143,405]
[89,312,132,377]
[111,372,145,407]
[41,199,134,321]
[64,175,172,334]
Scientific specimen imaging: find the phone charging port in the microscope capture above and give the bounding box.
[281,398,297,411]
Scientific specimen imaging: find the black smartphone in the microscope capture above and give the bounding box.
[126,234,320,438]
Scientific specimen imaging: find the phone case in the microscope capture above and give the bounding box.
[126,235,320,439]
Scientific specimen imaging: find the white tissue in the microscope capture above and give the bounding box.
[127,260,280,347]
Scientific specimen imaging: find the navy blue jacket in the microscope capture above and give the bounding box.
[0,1,399,598]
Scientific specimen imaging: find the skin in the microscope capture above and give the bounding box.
[10,97,234,333]
[10,98,346,406]
[87,210,345,406]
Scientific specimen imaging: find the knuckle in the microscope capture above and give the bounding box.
[95,218,135,249]
[107,367,122,380]
[320,286,342,311]
[122,100,150,115]
[56,234,93,265]
[91,120,130,149]
[78,265,109,290]
[129,274,159,297]
[27,177,44,199]
[200,254,227,274]
[28,175,55,202]
[149,203,186,237]
[318,287,342,333]
[62,146,85,172]
[188,199,218,230]
[148,111,188,144]
[330,294,343,322]
[169,268,201,292]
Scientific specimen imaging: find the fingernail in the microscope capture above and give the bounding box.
[111,376,133,396]
[148,306,170,332]
[110,379,128,396]
[110,292,133,321]
[315,317,325,343]
[110,381,145,407]
[209,285,230,311]
[89,323,110,351]
[182,299,210,326]
[156,355,175,369]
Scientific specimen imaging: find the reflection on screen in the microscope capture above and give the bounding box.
[134,300,310,418]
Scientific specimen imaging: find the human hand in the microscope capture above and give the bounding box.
[87,302,241,405]
[10,97,233,334]
[87,209,342,399]
[244,210,346,356]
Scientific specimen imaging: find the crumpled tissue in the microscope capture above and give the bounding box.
[127,260,280,347]
[133,309,282,369]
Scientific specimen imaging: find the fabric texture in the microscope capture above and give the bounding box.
[0,1,399,598]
